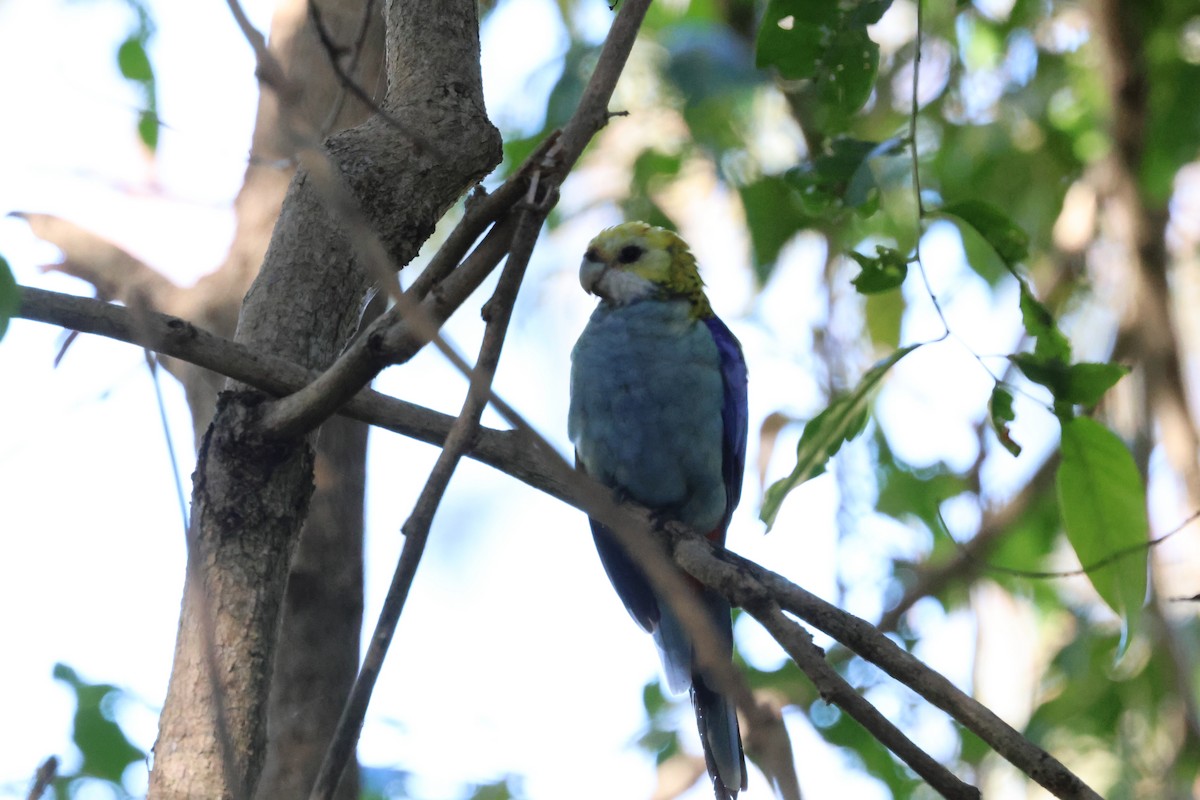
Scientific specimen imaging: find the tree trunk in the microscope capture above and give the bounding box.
[146,0,501,796]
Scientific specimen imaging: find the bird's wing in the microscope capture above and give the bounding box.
[703,315,749,543]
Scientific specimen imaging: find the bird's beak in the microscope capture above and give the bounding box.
[579,257,607,296]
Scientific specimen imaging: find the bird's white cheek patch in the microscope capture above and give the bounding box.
[597,270,656,304]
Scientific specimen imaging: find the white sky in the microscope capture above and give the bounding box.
[0,1,1083,798]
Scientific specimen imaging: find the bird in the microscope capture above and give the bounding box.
[568,221,749,799]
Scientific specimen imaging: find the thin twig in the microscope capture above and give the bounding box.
[407,167,547,301]
[305,0,436,151]
[756,605,980,800]
[967,507,1200,581]
[257,137,554,440]
[317,0,378,139]
[224,0,297,106]
[907,0,949,336]
[307,202,545,800]
[24,757,57,800]
[145,351,190,533]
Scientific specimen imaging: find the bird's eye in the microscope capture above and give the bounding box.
[617,244,643,264]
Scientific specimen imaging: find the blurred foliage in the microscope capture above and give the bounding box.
[49,663,146,798]
[0,254,17,341]
[54,0,1194,797]
[77,0,159,150]
[762,344,917,528]
[639,676,685,765]
[360,768,524,800]
[115,0,159,150]
[499,0,1200,796]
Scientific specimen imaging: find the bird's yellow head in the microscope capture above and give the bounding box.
[579,221,712,317]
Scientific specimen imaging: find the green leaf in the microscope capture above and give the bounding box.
[1017,278,1071,362]
[844,136,905,208]
[0,254,18,341]
[938,199,1030,268]
[941,211,1006,284]
[1057,417,1149,654]
[638,678,682,765]
[53,663,146,783]
[116,36,153,83]
[755,1,889,130]
[988,384,1022,457]
[1010,352,1069,394]
[875,437,968,533]
[1062,362,1130,407]
[755,2,834,81]
[642,678,670,717]
[864,289,904,348]
[783,136,903,220]
[738,176,809,282]
[137,109,159,150]
[464,777,520,800]
[762,344,918,529]
[1011,352,1127,418]
[849,246,908,294]
[115,32,158,151]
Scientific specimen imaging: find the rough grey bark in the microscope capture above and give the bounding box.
[256,413,369,800]
[173,1,384,439]
[240,7,383,799]
[146,0,501,796]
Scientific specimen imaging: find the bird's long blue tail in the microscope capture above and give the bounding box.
[692,674,746,800]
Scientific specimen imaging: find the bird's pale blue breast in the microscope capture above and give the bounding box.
[569,299,727,533]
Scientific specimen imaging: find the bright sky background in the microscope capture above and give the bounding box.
[0,1,1071,798]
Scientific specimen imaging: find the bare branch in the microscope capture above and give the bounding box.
[15,285,1103,796]
[13,213,181,310]
[676,539,1103,800]
[24,756,57,800]
[876,456,1057,632]
[256,155,541,439]
[756,605,979,800]
[13,286,547,488]
[253,0,652,447]
[308,201,544,800]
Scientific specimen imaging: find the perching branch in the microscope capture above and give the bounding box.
[675,539,1102,800]
[15,284,1103,797]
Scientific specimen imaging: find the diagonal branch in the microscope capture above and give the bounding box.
[876,455,1058,633]
[257,0,658,442]
[15,284,1102,797]
[256,150,542,439]
[307,200,545,800]
[756,604,979,800]
[677,539,1102,800]
[14,213,182,310]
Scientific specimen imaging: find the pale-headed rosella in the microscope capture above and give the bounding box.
[568,221,749,799]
